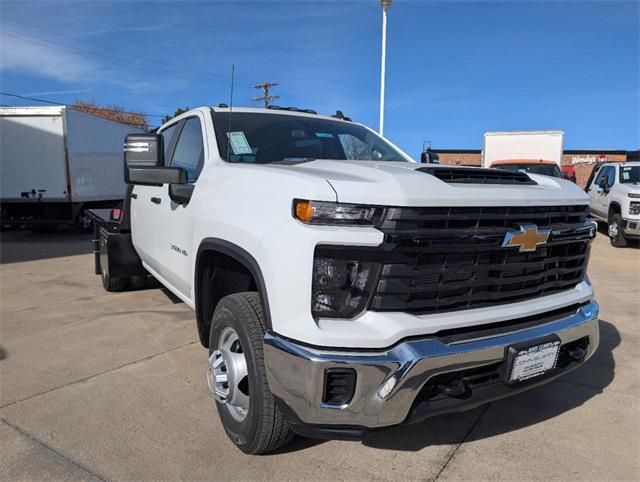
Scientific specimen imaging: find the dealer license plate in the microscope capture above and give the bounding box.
[507,339,561,384]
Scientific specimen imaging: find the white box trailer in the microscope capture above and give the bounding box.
[482,131,565,168]
[0,106,142,227]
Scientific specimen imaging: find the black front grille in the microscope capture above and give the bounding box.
[416,166,537,185]
[370,205,591,315]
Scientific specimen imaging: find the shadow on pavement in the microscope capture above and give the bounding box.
[0,226,93,264]
[355,319,618,452]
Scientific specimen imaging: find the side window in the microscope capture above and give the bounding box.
[170,118,204,183]
[608,166,617,186]
[593,166,607,187]
[600,166,614,187]
[160,123,180,166]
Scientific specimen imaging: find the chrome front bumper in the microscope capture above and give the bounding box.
[622,218,640,237]
[263,301,599,430]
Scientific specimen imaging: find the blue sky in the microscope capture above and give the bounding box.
[1,1,638,157]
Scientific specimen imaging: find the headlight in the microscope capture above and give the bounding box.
[293,200,384,225]
[311,256,380,318]
[629,202,640,215]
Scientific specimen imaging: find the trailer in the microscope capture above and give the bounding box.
[0,106,143,228]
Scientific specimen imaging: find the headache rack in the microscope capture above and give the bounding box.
[416,166,537,185]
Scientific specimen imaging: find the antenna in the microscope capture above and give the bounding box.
[226,64,235,163]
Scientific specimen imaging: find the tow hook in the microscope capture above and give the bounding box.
[436,378,471,399]
[567,346,586,362]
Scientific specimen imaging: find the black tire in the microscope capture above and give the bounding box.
[209,292,293,454]
[608,213,628,248]
[101,265,126,292]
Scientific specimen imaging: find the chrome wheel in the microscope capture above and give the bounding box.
[608,221,619,238]
[207,327,249,422]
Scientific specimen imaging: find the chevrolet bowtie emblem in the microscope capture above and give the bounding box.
[502,224,551,252]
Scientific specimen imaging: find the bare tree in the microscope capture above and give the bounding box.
[72,101,149,130]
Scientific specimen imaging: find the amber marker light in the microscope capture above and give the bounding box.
[294,200,314,222]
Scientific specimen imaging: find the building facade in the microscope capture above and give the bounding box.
[431,149,639,188]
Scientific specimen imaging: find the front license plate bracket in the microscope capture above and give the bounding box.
[505,334,561,385]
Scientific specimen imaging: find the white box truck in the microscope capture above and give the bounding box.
[482,130,566,179]
[0,106,142,228]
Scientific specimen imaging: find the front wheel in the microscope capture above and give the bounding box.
[608,213,627,247]
[208,292,293,454]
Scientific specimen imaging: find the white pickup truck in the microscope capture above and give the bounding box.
[586,161,640,247]
[92,106,599,454]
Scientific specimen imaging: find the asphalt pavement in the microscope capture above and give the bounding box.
[1,227,638,480]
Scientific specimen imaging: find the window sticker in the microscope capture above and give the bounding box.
[315,132,334,138]
[622,169,631,181]
[227,131,253,155]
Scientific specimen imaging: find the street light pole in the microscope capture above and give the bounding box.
[379,0,392,136]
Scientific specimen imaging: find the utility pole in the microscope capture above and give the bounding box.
[252,82,280,108]
[379,0,392,136]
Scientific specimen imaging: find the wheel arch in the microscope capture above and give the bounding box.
[608,202,622,219]
[195,238,272,347]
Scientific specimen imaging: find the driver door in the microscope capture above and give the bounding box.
[153,114,207,299]
[589,165,612,219]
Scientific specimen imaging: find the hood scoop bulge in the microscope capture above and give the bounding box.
[416,166,537,185]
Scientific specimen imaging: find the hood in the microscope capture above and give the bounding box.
[277,159,589,207]
[616,182,640,196]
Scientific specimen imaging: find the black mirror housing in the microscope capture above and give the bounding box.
[127,166,187,186]
[124,133,164,184]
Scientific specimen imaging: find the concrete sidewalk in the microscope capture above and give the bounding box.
[1,228,638,480]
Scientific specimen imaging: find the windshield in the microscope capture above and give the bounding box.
[620,165,640,183]
[493,163,562,178]
[211,112,407,163]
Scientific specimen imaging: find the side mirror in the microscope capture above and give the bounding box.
[599,177,610,192]
[123,132,188,186]
[127,166,187,186]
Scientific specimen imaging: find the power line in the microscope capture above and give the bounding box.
[3,17,258,85]
[252,82,280,108]
[3,30,231,87]
[2,17,257,86]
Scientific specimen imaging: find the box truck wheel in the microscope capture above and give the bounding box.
[207,292,293,454]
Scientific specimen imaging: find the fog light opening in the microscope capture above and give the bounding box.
[377,376,397,400]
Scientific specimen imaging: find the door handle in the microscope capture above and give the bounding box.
[131,193,138,199]
[150,197,162,205]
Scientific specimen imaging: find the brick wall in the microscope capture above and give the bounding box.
[437,153,481,166]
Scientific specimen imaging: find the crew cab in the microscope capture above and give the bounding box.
[91,106,599,454]
[586,161,640,247]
